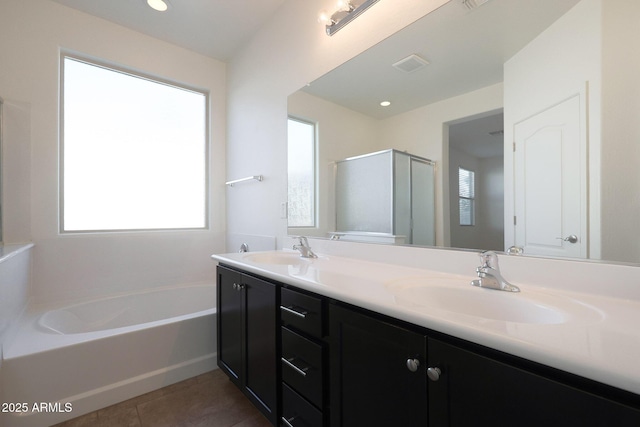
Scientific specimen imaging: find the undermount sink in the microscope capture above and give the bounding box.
[244,252,312,265]
[386,278,602,325]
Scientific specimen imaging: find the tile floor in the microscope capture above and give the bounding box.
[52,370,273,427]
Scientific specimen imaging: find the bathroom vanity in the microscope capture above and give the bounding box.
[213,251,640,427]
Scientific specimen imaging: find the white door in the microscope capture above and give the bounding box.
[513,94,587,259]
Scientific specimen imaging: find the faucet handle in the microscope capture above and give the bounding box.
[479,250,499,269]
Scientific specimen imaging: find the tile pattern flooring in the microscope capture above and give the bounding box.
[53,370,272,427]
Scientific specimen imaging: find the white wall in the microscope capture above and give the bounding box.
[226,0,450,249]
[0,0,227,303]
[449,148,504,252]
[2,100,31,244]
[478,155,505,250]
[601,1,640,263]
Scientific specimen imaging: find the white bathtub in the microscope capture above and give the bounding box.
[1,283,217,427]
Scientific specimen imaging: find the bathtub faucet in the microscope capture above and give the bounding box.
[293,236,317,258]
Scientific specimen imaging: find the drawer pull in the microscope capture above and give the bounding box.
[280,305,308,318]
[281,416,297,427]
[282,357,309,377]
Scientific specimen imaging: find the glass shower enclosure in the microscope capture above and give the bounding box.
[335,149,435,246]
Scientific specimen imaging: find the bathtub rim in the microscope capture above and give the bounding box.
[2,281,216,360]
[36,281,215,335]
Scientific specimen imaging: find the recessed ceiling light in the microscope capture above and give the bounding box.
[380,101,391,107]
[146,0,169,12]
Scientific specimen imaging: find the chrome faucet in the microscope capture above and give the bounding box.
[471,251,520,292]
[293,236,318,258]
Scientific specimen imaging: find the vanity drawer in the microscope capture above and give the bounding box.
[281,287,323,338]
[281,327,324,408]
[281,383,323,427]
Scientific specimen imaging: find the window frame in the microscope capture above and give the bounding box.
[59,52,210,234]
[287,116,317,229]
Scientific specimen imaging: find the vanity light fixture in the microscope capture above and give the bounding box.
[462,0,491,10]
[146,0,170,12]
[318,0,381,36]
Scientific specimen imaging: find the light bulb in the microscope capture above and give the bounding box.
[380,101,391,107]
[147,0,169,12]
[318,10,332,24]
[336,0,353,12]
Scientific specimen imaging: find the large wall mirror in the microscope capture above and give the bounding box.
[0,96,3,245]
[288,0,640,266]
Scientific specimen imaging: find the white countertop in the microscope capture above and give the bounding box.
[212,249,640,396]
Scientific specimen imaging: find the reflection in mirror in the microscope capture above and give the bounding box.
[334,149,435,245]
[0,97,3,244]
[287,0,640,265]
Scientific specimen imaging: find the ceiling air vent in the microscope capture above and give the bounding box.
[392,54,430,73]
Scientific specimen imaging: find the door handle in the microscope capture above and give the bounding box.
[556,235,578,244]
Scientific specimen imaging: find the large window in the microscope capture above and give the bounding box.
[61,55,208,232]
[287,117,316,228]
[459,167,475,226]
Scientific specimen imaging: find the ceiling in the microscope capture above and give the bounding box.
[48,0,288,61]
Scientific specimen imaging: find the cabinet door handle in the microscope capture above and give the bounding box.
[406,358,420,372]
[232,283,245,291]
[281,416,297,427]
[427,367,442,382]
[280,305,307,318]
[281,357,309,377]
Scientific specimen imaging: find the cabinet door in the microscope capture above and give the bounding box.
[244,274,278,425]
[217,266,243,386]
[428,337,640,427]
[330,303,428,427]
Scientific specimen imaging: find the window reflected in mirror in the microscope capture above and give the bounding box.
[287,117,316,228]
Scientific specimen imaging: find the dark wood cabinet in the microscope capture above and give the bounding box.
[427,336,640,427]
[217,266,243,384]
[217,265,278,425]
[329,303,428,427]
